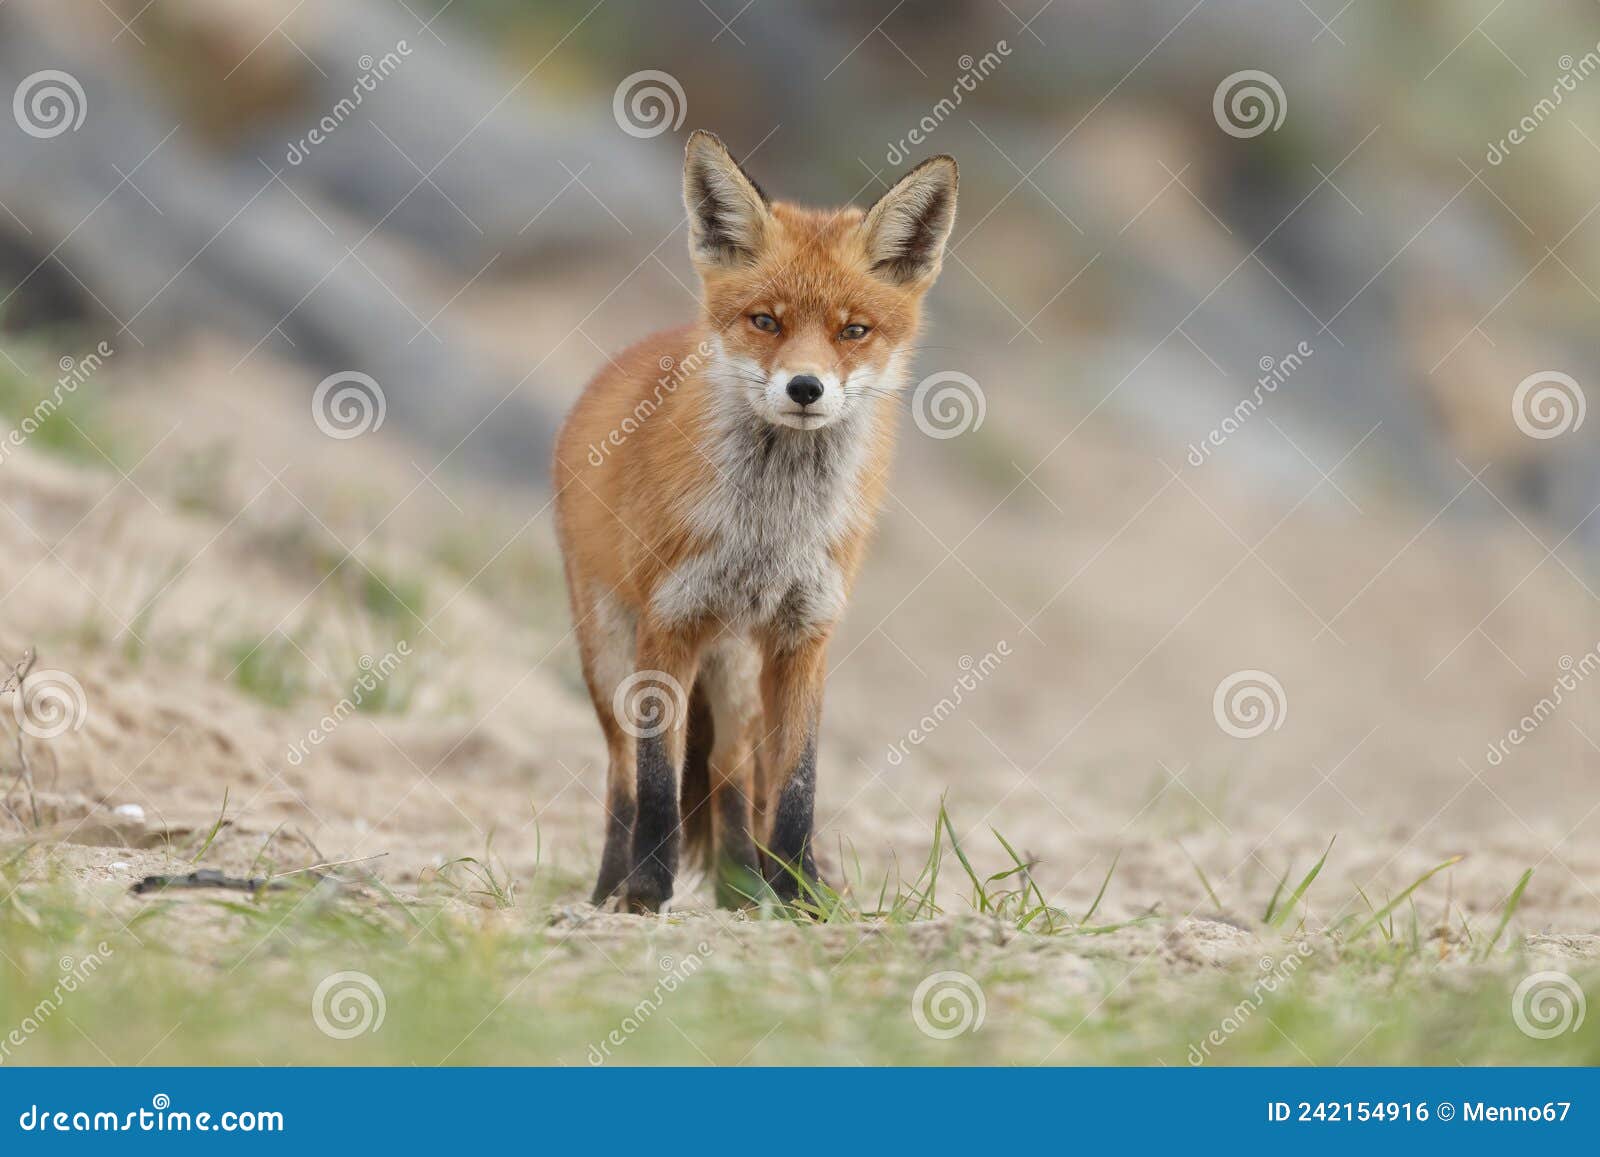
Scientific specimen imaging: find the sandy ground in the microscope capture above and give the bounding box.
[3,277,1600,963]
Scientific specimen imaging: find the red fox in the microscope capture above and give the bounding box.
[553,130,957,912]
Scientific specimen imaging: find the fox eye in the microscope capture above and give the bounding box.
[750,313,780,333]
[840,323,871,340]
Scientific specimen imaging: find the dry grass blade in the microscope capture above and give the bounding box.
[1179,842,1222,911]
[190,788,231,864]
[1346,855,1463,942]
[1267,836,1335,930]
[1479,867,1534,960]
[1081,850,1120,925]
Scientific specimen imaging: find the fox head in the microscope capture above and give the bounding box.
[683,130,957,431]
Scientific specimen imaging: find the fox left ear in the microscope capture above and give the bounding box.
[683,129,770,269]
[861,155,958,286]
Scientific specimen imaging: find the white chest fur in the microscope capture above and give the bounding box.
[651,401,874,635]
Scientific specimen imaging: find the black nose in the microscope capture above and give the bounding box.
[786,374,824,407]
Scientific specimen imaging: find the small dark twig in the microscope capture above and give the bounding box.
[2,650,40,828]
[0,648,34,696]
[271,852,387,880]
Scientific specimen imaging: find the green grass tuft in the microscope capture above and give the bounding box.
[224,634,309,708]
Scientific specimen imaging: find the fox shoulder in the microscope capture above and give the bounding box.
[555,325,700,469]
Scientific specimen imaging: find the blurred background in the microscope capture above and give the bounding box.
[3,0,1600,930]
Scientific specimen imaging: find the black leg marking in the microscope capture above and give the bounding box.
[626,734,679,912]
[677,682,715,865]
[590,795,635,905]
[713,786,763,908]
[765,738,819,902]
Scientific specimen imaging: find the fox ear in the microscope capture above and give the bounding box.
[861,155,958,286]
[683,130,770,268]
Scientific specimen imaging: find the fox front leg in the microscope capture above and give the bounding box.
[758,632,829,903]
[627,732,679,913]
[622,625,705,914]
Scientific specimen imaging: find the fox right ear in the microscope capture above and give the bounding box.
[860,155,958,286]
[683,130,770,269]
